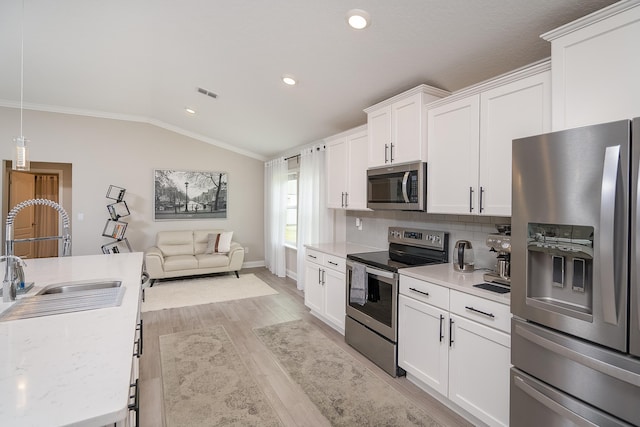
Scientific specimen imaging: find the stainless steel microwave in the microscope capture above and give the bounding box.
[367,162,427,211]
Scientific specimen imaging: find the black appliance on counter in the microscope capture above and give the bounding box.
[345,227,449,377]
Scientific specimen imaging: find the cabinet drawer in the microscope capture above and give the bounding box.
[400,276,449,311]
[305,248,323,264]
[450,290,511,333]
[324,254,345,272]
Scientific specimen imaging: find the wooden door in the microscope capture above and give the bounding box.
[9,171,36,258]
[8,171,60,258]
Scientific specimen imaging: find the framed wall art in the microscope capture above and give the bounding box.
[154,169,228,220]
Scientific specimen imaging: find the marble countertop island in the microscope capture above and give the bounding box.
[0,252,143,427]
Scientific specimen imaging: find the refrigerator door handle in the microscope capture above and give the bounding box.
[600,144,621,325]
[513,374,600,427]
[515,322,640,387]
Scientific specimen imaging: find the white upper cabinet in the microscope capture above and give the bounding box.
[365,85,449,168]
[427,63,551,216]
[326,125,369,210]
[542,1,640,130]
[427,94,481,215]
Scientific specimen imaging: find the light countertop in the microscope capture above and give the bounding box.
[0,252,143,427]
[305,242,382,259]
[401,263,510,305]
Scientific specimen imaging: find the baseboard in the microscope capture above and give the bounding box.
[242,260,265,269]
[286,269,297,281]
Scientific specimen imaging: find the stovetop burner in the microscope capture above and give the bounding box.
[347,227,449,272]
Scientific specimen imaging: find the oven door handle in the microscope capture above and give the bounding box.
[347,260,396,280]
[365,266,395,279]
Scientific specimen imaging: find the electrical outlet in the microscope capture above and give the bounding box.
[244,246,249,254]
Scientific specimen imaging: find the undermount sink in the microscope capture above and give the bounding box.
[37,280,122,295]
[0,280,125,322]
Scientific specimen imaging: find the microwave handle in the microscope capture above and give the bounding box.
[402,172,410,203]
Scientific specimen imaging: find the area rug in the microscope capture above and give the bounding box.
[254,320,443,427]
[142,273,278,312]
[160,326,283,426]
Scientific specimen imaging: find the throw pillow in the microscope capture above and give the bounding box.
[205,231,233,254]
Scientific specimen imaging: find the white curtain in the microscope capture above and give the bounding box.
[296,144,334,290]
[264,157,288,277]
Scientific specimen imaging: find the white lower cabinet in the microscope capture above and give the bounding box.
[448,314,510,427]
[398,276,510,427]
[304,248,346,334]
[398,294,449,396]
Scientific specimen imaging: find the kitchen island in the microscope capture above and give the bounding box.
[0,252,143,427]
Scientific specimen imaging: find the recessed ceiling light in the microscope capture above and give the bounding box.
[282,75,297,86]
[347,9,370,30]
[185,107,196,115]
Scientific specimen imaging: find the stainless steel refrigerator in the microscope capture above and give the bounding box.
[511,118,640,426]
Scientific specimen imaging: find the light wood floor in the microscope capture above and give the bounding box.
[138,267,472,427]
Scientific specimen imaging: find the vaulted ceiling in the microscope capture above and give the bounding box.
[0,0,618,160]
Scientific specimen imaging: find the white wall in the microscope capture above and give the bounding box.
[0,107,265,262]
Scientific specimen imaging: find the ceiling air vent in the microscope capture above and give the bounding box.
[197,87,218,99]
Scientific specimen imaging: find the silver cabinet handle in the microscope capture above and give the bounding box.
[390,142,394,162]
[345,192,349,208]
[449,318,454,347]
[318,268,322,284]
[322,269,326,285]
[513,375,599,427]
[439,314,444,342]
[600,145,620,325]
[328,261,338,266]
[469,187,474,213]
[479,186,485,213]
[465,305,495,318]
[384,144,389,163]
[308,254,317,260]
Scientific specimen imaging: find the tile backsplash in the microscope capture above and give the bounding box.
[344,210,511,271]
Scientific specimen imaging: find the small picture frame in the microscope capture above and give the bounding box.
[106,185,126,202]
[107,201,130,220]
[102,220,128,240]
[101,238,133,254]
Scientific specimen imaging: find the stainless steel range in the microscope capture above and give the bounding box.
[345,227,449,377]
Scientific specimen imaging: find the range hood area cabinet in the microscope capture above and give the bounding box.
[365,85,450,168]
[326,125,369,210]
[426,63,551,216]
[541,1,640,131]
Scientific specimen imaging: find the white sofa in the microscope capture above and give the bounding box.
[144,230,244,283]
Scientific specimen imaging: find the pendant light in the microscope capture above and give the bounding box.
[13,0,29,171]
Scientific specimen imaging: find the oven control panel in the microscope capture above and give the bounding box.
[388,227,448,250]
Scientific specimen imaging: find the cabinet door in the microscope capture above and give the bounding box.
[548,5,640,129]
[427,95,480,214]
[398,295,449,396]
[479,71,551,216]
[326,136,348,209]
[323,268,346,333]
[368,105,392,167]
[448,314,511,427]
[346,130,369,210]
[304,261,323,314]
[392,93,423,164]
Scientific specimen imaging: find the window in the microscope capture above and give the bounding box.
[285,171,298,246]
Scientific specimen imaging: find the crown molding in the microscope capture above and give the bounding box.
[541,0,640,41]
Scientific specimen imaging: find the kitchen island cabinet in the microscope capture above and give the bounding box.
[398,267,511,427]
[0,253,143,427]
[426,61,550,216]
